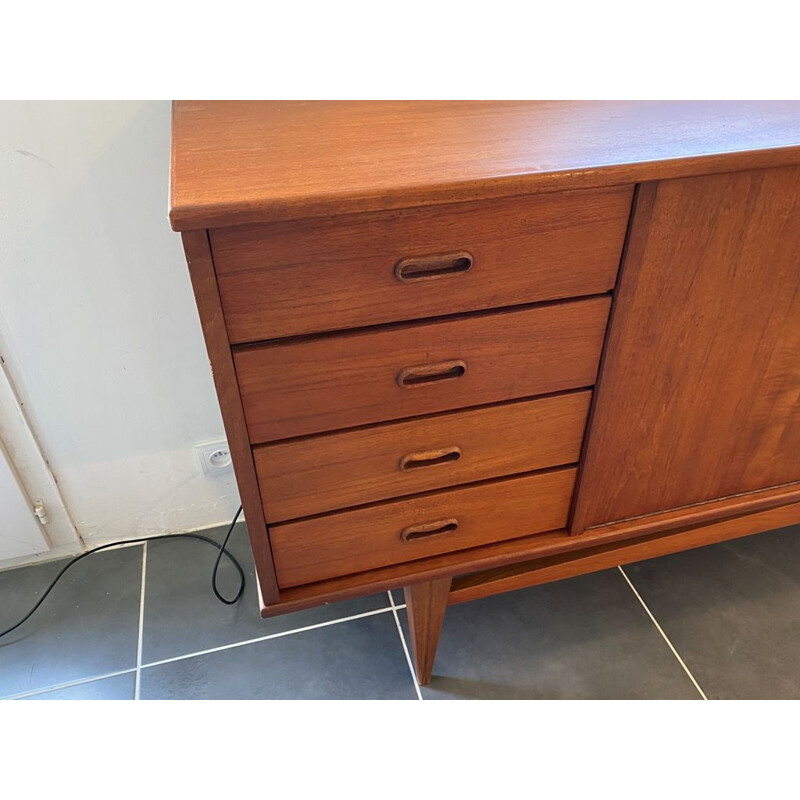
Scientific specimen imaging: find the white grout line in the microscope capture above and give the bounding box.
[4,668,138,701]
[140,605,397,670]
[3,601,400,701]
[388,590,423,700]
[134,542,147,700]
[618,565,708,700]
[98,539,151,551]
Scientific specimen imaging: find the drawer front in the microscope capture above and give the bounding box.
[271,467,577,587]
[236,295,611,443]
[212,188,632,343]
[256,390,591,522]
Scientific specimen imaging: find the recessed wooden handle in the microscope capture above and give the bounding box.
[397,360,466,388]
[394,251,474,283]
[400,447,462,471]
[401,518,459,542]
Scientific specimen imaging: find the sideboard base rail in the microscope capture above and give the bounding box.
[259,485,800,618]
[449,497,800,606]
[400,499,800,684]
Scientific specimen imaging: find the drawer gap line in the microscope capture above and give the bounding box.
[269,463,579,527]
[251,386,595,448]
[231,291,614,351]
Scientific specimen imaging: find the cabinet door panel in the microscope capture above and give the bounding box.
[572,166,800,530]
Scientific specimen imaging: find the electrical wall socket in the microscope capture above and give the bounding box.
[195,440,233,476]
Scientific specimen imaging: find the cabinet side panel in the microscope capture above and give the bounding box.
[181,230,280,603]
[572,166,800,530]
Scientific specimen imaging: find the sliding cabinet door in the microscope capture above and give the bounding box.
[572,166,800,531]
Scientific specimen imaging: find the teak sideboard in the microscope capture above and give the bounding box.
[170,101,800,685]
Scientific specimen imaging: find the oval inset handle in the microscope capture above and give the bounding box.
[401,518,459,542]
[394,251,474,283]
[400,447,461,471]
[397,360,466,388]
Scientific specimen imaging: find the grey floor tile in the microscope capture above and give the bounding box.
[19,672,135,700]
[390,588,405,607]
[0,546,143,698]
[399,569,700,699]
[140,611,417,699]
[624,524,800,699]
[141,523,391,664]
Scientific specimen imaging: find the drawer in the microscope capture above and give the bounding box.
[235,295,611,442]
[256,390,591,522]
[211,187,632,342]
[271,467,577,587]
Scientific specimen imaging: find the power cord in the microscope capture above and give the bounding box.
[0,504,245,641]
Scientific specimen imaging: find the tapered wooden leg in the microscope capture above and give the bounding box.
[403,577,451,685]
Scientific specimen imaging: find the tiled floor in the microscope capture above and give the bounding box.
[1,522,799,700]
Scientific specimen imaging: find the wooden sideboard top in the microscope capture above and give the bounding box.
[169,100,800,230]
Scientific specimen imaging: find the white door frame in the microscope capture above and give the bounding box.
[0,334,83,569]
[0,433,51,559]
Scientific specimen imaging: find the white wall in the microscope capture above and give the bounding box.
[0,101,240,548]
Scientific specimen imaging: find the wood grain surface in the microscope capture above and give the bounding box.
[270,467,577,587]
[261,499,800,615]
[450,493,800,605]
[255,390,591,521]
[170,101,800,229]
[211,188,631,341]
[404,578,452,685]
[235,296,610,442]
[571,166,800,531]
[173,103,800,640]
[179,231,280,603]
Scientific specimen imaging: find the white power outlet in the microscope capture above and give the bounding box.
[196,440,233,476]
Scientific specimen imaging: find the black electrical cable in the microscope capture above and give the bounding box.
[0,504,245,642]
[210,504,243,604]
